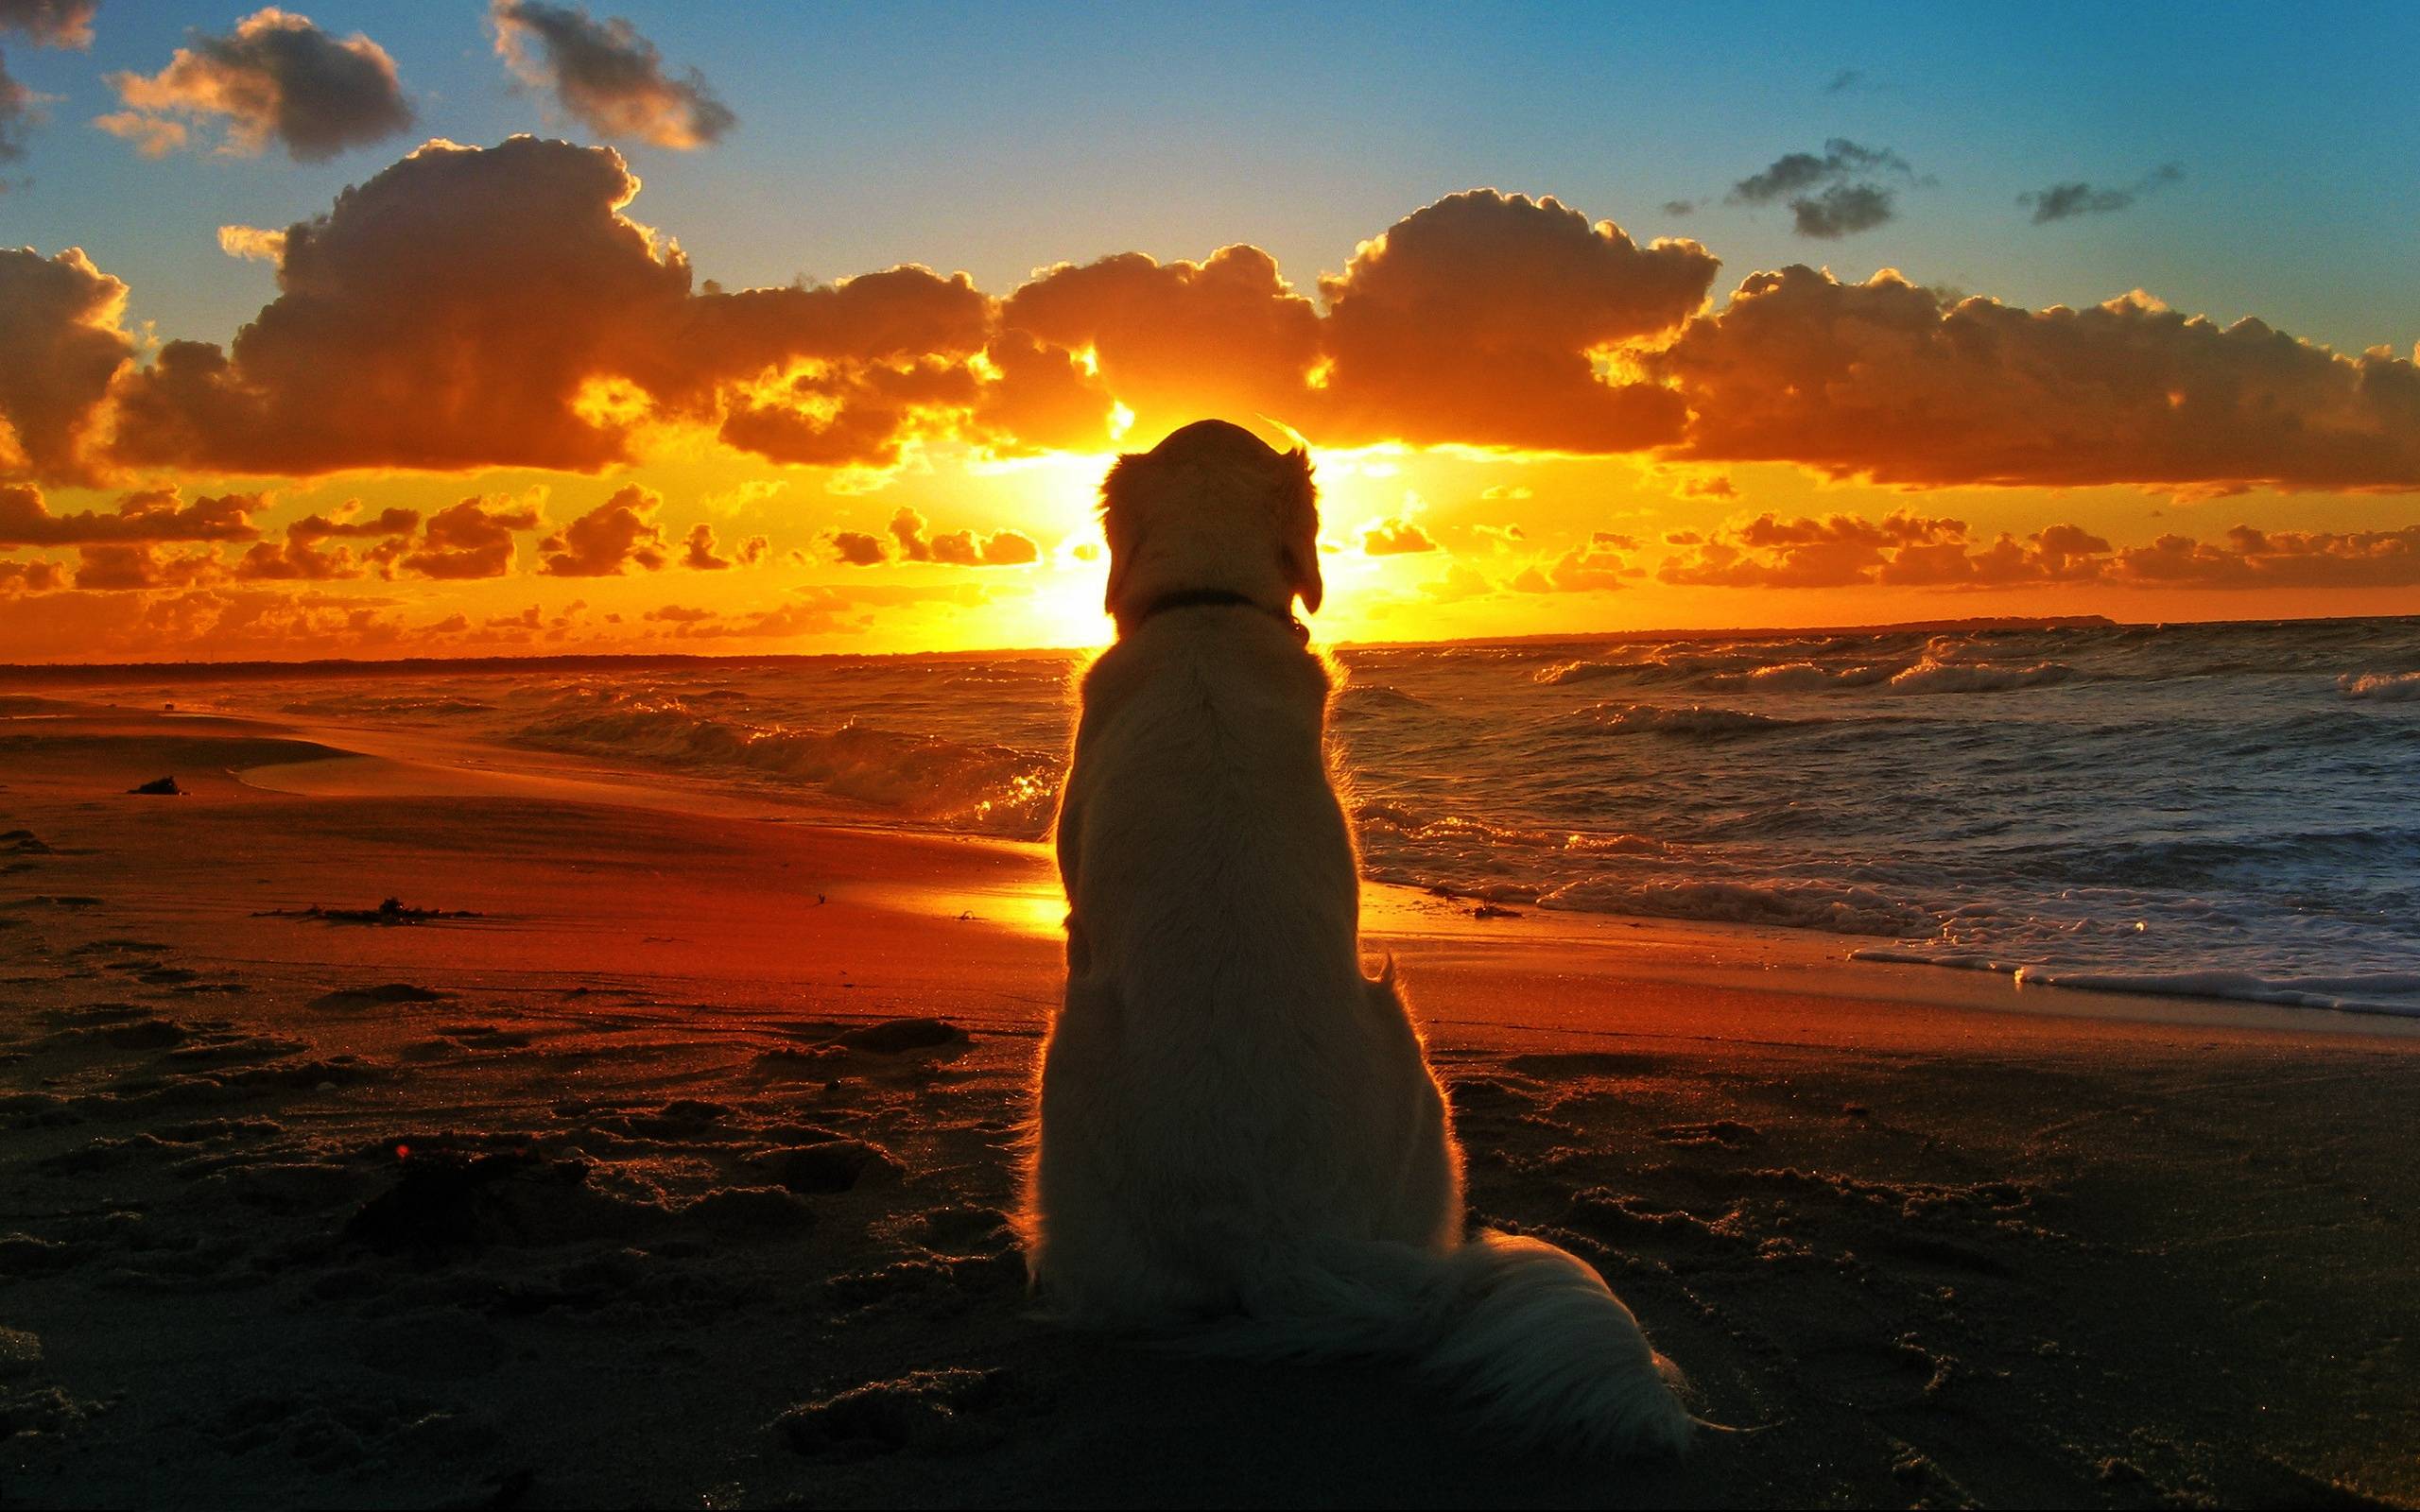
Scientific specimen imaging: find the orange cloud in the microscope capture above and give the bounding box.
[680,522,766,570]
[1512,531,1635,593]
[73,542,222,591]
[1360,517,1437,555]
[399,495,540,579]
[1312,190,1716,451]
[0,555,64,593]
[0,248,132,486]
[824,529,885,567]
[1653,509,2420,590]
[0,2,97,48]
[538,483,667,576]
[491,0,733,150]
[99,8,414,162]
[998,245,1320,443]
[1655,268,2420,491]
[0,483,263,543]
[885,506,1037,566]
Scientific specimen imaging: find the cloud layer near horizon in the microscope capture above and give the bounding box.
[5,137,2419,501]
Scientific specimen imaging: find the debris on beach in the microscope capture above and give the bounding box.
[833,1018,967,1054]
[1470,902,1523,919]
[256,898,485,926]
[127,776,182,796]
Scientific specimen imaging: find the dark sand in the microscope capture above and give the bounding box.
[1,702,2412,1508]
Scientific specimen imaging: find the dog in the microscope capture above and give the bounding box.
[1021,419,1691,1455]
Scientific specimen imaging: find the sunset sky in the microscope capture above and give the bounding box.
[3,0,2416,661]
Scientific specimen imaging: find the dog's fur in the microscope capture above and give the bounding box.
[1022,420,1690,1455]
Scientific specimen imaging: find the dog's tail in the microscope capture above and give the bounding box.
[1191,1229,1692,1457]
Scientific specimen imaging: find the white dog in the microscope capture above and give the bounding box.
[1022,420,1691,1455]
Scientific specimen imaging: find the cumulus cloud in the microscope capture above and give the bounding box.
[73,542,222,591]
[232,535,362,580]
[2020,163,2183,224]
[997,244,1319,446]
[1512,531,1634,593]
[1313,190,1717,452]
[538,483,667,576]
[216,224,286,262]
[399,494,540,579]
[1728,139,1912,238]
[1360,517,1437,555]
[111,136,993,477]
[680,521,765,569]
[491,1,734,150]
[0,1,96,48]
[0,554,63,593]
[98,8,414,162]
[1653,267,2420,491]
[1651,510,2420,591]
[287,504,419,542]
[0,247,133,485]
[825,529,886,566]
[0,483,263,544]
[884,505,1036,566]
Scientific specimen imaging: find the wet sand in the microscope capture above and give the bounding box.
[1,700,2412,1508]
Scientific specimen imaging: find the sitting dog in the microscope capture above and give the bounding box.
[1022,420,1690,1455]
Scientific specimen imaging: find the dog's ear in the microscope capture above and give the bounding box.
[1279,447,1322,614]
[1098,451,1148,616]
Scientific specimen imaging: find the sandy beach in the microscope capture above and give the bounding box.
[1,696,2412,1509]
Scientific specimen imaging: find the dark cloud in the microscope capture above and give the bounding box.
[680,521,765,570]
[73,542,221,591]
[232,536,362,580]
[1659,510,1974,588]
[885,505,1036,566]
[1,48,34,168]
[1729,139,1911,239]
[537,483,667,576]
[1822,69,1862,94]
[0,2,97,48]
[399,495,540,579]
[0,247,133,485]
[1511,531,1634,593]
[1312,189,1717,451]
[825,530,886,567]
[287,505,419,542]
[0,483,262,544]
[99,7,413,162]
[492,0,734,150]
[1659,199,1695,216]
[1360,517,1437,555]
[0,554,63,593]
[2020,163,2184,224]
[2112,524,2420,589]
[1653,268,2420,491]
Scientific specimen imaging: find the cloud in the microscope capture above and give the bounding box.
[399,494,539,579]
[99,8,414,162]
[1,49,36,169]
[216,224,286,262]
[1822,69,1863,94]
[538,483,667,576]
[491,0,734,150]
[1659,510,1977,588]
[232,535,362,580]
[1654,268,2420,491]
[680,521,765,569]
[0,483,264,544]
[0,247,133,485]
[112,136,994,477]
[1360,517,1437,555]
[287,504,419,542]
[825,529,886,566]
[1512,531,1634,593]
[996,245,1320,446]
[0,554,63,593]
[2110,524,2420,589]
[1728,139,1911,239]
[2020,163,2184,224]
[885,505,1036,566]
[73,542,222,591]
[0,1,96,48]
[1313,190,1718,451]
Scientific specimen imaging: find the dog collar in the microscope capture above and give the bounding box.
[1135,588,1309,644]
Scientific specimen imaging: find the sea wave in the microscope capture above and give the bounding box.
[1852,950,2420,1018]
[1884,658,2076,696]
[1558,702,1799,737]
[517,698,1060,836]
[1539,876,1934,935]
[1699,660,1908,693]
[2339,669,2420,702]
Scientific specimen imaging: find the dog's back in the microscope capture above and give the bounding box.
[1025,421,1691,1457]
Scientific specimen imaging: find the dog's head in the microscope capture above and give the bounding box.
[1098,420,1321,633]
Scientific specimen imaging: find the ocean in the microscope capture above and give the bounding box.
[26,615,2420,1018]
